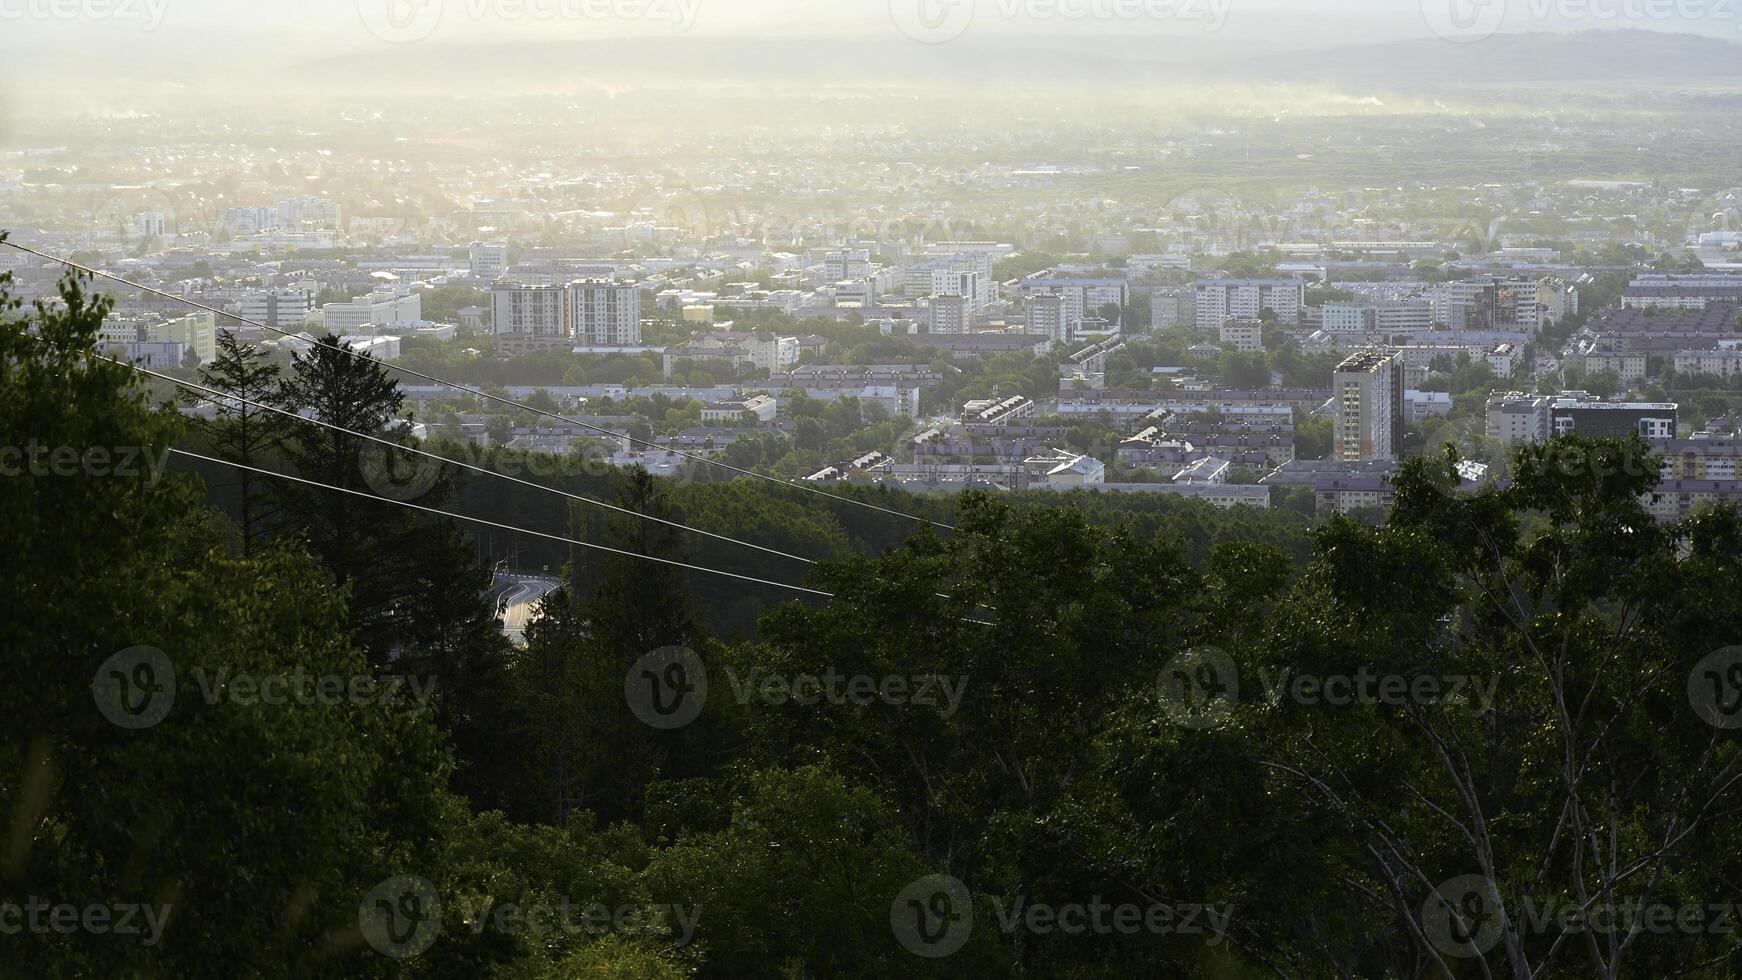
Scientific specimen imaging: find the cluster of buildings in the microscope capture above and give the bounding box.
[1186,275,1577,341]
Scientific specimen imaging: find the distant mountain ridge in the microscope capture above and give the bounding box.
[1234,29,1742,84]
[285,28,1742,92]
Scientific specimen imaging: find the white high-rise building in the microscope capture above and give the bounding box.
[567,279,641,346]
[470,242,510,280]
[276,197,341,229]
[824,249,872,282]
[1025,293,1076,345]
[1016,276,1130,327]
[930,294,969,336]
[932,269,985,312]
[226,207,276,234]
[1194,279,1305,332]
[1333,349,1406,462]
[490,283,569,355]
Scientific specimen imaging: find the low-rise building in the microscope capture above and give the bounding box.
[964,396,1036,426]
[1220,318,1265,353]
[1674,348,1742,379]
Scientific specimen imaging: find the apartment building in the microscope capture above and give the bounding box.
[824,249,872,282]
[567,280,641,346]
[1486,392,1553,445]
[1621,274,1742,310]
[1333,349,1406,462]
[1220,318,1265,353]
[1674,348,1742,379]
[1194,278,1304,332]
[1025,293,1076,345]
[489,283,570,355]
[1321,299,1434,334]
[238,288,317,329]
[470,242,510,280]
[929,294,970,336]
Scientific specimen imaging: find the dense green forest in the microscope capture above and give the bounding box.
[6,262,1742,978]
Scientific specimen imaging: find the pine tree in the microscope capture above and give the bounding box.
[184,329,288,556]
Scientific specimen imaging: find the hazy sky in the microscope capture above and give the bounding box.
[0,0,1736,122]
[4,0,1740,53]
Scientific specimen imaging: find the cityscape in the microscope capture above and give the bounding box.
[6,1,1742,977]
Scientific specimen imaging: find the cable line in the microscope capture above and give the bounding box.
[109,356,819,567]
[168,449,839,599]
